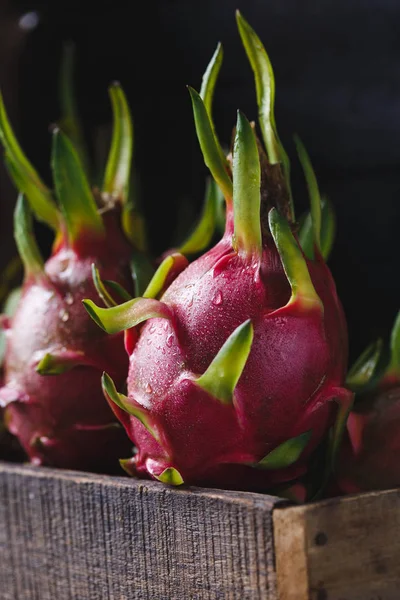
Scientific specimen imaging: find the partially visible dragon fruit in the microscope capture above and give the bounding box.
[0,81,141,471]
[335,313,400,493]
[85,13,351,492]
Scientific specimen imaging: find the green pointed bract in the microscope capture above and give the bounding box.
[51,129,104,243]
[236,10,293,217]
[102,83,133,205]
[14,194,44,278]
[0,94,59,229]
[59,42,90,177]
[178,178,218,256]
[232,112,262,258]
[143,253,188,299]
[257,431,312,470]
[92,263,118,308]
[299,197,336,261]
[83,297,171,334]
[295,136,321,256]
[199,43,225,163]
[155,467,184,486]
[346,339,385,393]
[329,388,354,472]
[36,350,85,375]
[196,320,253,405]
[130,251,155,298]
[102,372,158,440]
[188,87,233,202]
[269,208,322,311]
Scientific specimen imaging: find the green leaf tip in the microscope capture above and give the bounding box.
[346,339,385,393]
[196,319,254,404]
[51,128,104,243]
[389,310,400,374]
[233,111,262,258]
[299,196,336,261]
[36,349,85,375]
[200,42,223,116]
[178,178,219,256]
[143,253,188,300]
[83,296,171,334]
[92,263,118,308]
[268,208,322,311]
[236,10,292,215]
[295,136,321,255]
[102,372,158,440]
[257,431,312,470]
[155,467,184,486]
[188,86,232,201]
[0,92,59,229]
[102,83,133,205]
[14,194,44,277]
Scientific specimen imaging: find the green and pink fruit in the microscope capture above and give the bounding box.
[0,82,141,472]
[85,13,351,492]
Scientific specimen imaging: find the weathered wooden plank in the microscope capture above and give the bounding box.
[273,488,400,600]
[0,462,281,600]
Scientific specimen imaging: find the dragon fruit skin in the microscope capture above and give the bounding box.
[86,13,351,491]
[0,84,139,471]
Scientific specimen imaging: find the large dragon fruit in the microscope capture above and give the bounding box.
[335,313,400,493]
[0,81,142,472]
[85,13,351,491]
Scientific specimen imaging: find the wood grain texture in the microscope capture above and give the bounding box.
[0,461,282,600]
[274,488,400,600]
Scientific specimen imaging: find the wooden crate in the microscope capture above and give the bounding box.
[0,461,399,600]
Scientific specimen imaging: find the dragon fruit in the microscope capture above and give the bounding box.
[84,13,352,491]
[0,81,143,472]
[335,313,400,493]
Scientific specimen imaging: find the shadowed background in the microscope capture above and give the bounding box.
[1,0,400,362]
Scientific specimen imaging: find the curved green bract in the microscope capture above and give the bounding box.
[83,297,171,334]
[188,87,233,201]
[269,208,322,311]
[52,129,104,243]
[178,178,218,255]
[103,280,132,302]
[295,136,321,255]
[102,372,158,440]
[36,349,85,375]
[92,263,117,308]
[257,431,312,470]
[14,194,44,277]
[329,388,354,472]
[346,339,385,393]
[144,253,187,299]
[155,467,184,486]
[200,43,224,161]
[299,197,336,261]
[233,112,262,258]
[102,83,133,205]
[59,42,90,177]
[236,10,293,217]
[196,320,254,404]
[0,94,59,230]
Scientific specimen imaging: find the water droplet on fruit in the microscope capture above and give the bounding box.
[213,291,223,306]
[145,383,152,393]
[163,321,169,331]
[147,339,152,346]
[149,324,156,333]
[166,334,174,347]
[59,309,69,322]
[65,293,73,305]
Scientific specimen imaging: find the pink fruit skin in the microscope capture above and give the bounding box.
[113,214,348,491]
[0,212,132,472]
[336,387,400,494]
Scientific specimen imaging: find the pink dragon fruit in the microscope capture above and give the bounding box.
[0,82,143,472]
[335,313,400,493]
[84,13,352,491]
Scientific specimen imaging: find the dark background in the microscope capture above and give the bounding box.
[1,0,400,362]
